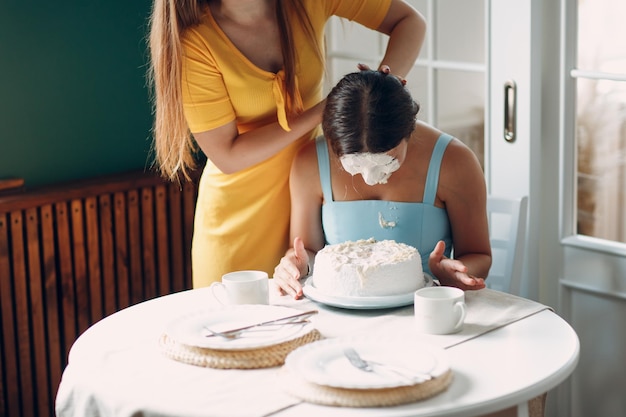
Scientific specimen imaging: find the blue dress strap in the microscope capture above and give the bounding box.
[423,134,454,205]
[315,136,333,202]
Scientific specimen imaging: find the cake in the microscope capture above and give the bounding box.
[311,238,424,297]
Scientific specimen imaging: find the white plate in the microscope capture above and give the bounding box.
[164,305,315,350]
[285,337,450,389]
[302,274,434,310]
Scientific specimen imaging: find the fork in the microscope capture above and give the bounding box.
[343,347,433,384]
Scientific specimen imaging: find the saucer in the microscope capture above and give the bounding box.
[302,274,433,310]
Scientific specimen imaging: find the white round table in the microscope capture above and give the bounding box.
[55,286,579,417]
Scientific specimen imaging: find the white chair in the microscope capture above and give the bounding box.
[486,195,528,295]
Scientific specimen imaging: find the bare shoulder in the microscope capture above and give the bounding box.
[292,137,319,171]
[290,137,321,186]
[413,122,480,166]
[436,132,486,200]
[443,136,482,168]
[290,136,324,214]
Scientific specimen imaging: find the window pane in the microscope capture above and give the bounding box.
[576,79,626,240]
[405,66,430,120]
[406,0,429,57]
[326,17,382,57]
[436,69,485,168]
[576,0,626,242]
[577,0,626,72]
[436,0,484,63]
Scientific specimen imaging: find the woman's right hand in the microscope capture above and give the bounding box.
[273,237,310,299]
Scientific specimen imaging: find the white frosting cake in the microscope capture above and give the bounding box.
[311,239,424,297]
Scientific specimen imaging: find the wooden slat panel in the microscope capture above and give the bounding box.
[99,195,116,316]
[0,212,20,417]
[56,202,77,353]
[11,211,35,417]
[25,208,52,416]
[0,171,175,213]
[40,204,63,413]
[114,192,130,310]
[85,197,103,321]
[155,185,170,295]
[167,184,185,293]
[127,190,143,305]
[70,200,90,335]
[0,178,25,193]
[0,213,7,417]
[141,188,156,300]
[183,181,197,289]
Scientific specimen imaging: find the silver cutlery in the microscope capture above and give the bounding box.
[202,309,318,339]
[343,347,433,384]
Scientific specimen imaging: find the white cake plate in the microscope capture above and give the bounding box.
[302,274,434,310]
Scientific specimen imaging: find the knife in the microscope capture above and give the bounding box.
[203,309,318,338]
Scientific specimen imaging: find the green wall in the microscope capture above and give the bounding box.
[0,1,155,189]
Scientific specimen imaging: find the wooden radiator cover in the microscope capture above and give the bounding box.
[0,170,198,417]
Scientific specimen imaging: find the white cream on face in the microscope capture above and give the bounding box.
[340,152,401,185]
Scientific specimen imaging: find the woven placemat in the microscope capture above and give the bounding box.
[279,366,453,407]
[159,329,323,369]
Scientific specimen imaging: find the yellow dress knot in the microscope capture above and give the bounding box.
[272,70,304,132]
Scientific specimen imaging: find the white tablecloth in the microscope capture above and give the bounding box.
[56,286,553,417]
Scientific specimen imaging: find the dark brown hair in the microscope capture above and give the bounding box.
[322,70,419,158]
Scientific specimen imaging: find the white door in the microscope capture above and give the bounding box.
[487,0,538,199]
[558,0,626,416]
[487,0,542,300]
[490,1,626,415]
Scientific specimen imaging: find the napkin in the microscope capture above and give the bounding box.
[273,287,553,350]
[441,288,554,348]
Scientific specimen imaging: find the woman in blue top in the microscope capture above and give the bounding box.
[274,70,491,299]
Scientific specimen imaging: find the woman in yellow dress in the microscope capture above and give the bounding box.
[147,0,426,287]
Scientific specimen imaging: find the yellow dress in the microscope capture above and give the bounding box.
[181,0,391,287]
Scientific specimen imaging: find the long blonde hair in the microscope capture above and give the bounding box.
[147,0,322,180]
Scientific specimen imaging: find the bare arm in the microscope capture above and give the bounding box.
[193,101,324,174]
[429,139,492,290]
[376,0,427,78]
[273,140,325,298]
[193,2,425,175]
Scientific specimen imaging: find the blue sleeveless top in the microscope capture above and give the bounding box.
[316,134,453,275]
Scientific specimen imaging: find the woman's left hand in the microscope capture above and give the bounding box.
[428,240,486,290]
[357,63,407,85]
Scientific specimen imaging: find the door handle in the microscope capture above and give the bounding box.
[504,80,516,142]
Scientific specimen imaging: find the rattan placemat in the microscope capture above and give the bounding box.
[279,365,453,407]
[159,329,323,369]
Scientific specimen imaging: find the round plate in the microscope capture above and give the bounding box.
[302,274,434,310]
[285,337,450,389]
[164,305,314,350]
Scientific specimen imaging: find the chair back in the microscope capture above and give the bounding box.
[486,195,528,295]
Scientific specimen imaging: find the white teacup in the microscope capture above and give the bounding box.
[210,270,269,305]
[414,286,467,334]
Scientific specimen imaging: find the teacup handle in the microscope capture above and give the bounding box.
[453,301,467,332]
[210,282,227,305]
